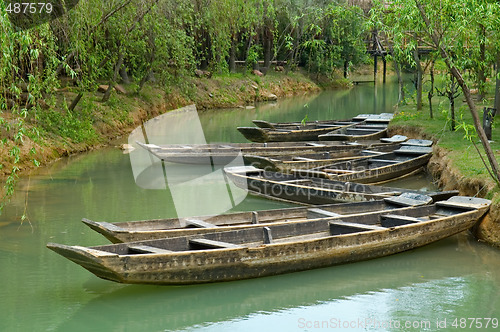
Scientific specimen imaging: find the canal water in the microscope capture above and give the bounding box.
[1,80,500,332]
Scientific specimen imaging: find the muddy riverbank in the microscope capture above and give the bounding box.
[389,125,500,248]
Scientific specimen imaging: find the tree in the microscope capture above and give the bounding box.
[373,0,500,184]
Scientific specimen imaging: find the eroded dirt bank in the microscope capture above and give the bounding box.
[389,125,500,248]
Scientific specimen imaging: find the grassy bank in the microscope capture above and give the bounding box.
[388,92,500,247]
[0,70,325,182]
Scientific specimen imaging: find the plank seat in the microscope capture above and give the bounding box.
[307,208,343,219]
[185,219,218,228]
[361,150,386,155]
[292,157,316,161]
[280,179,313,184]
[329,220,386,235]
[189,238,243,249]
[380,214,423,227]
[347,128,384,132]
[305,143,326,147]
[322,169,357,174]
[368,159,400,164]
[128,245,174,254]
[315,124,341,128]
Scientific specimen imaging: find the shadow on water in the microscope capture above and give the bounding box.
[53,234,500,332]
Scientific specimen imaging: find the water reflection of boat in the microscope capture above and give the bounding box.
[52,234,486,332]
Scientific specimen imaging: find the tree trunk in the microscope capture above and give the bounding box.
[494,55,500,113]
[102,52,124,102]
[414,0,500,184]
[450,92,456,131]
[229,35,236,73]
[343,60,349,79]
[263,28,272,69]
[477,24,487,101]
[68,93,83,112]
[413,47,423,110]
[394,60,404,104]
[428,60,435,118]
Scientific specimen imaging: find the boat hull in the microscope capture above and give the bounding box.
[82,196,433,243]
[47,205,488,285]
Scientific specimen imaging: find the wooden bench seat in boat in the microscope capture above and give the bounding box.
[380,214,422,227]
[292,157,316,161]
[185,219,218,228]
[322,169,357,174]
[367,159,400,164]
[189,238,243,249]
[307,208,343,219]
[329,220,386,235]
[128,245,174,254]
[280,179,313,184]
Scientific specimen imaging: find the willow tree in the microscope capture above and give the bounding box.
[374,0,500,185]
[0,4,59,212]
[298,2,367,78]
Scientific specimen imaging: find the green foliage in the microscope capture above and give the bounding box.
[0,0,375,212]
[297,3,368,76]
[36,98,99,143]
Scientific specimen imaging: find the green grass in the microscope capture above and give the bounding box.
[391,91,500,186]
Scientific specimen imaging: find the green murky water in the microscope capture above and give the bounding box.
[1,80,500,332]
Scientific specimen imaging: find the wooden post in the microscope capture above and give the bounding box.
[374,54,378,83]
[382,57,387,84]
[483,107,496,141]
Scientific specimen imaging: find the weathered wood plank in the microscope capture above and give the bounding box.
[128,245,174,254]
[380,214,422,227]
[189,238,243,249]
[185,219,218,228]
[329,220,386,235]
[308,208,343,219]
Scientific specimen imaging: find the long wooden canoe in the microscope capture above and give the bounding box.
[291,145,433,184]
[318,122,389,141]
[252,113,394,129]
[237,121,357,142]
[224,166,457,205]
[136,136,409,165]
[245,139,431,174]
[47,196,490,285]
[82,193,433,243]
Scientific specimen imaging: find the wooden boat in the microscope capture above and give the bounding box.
[136,136,409,165]
[245,139,430,174]
[252,113,393,129]
[82,193,433,243]
[319,122,388,141]
[290,145,433,184]
[47,196,490,285]
[224,166,458,205]
[237,121,357,142]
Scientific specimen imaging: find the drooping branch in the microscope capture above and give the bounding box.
[414,0,500,184]
[55,0,133,77]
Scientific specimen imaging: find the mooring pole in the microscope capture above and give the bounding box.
[382,57,387,84]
